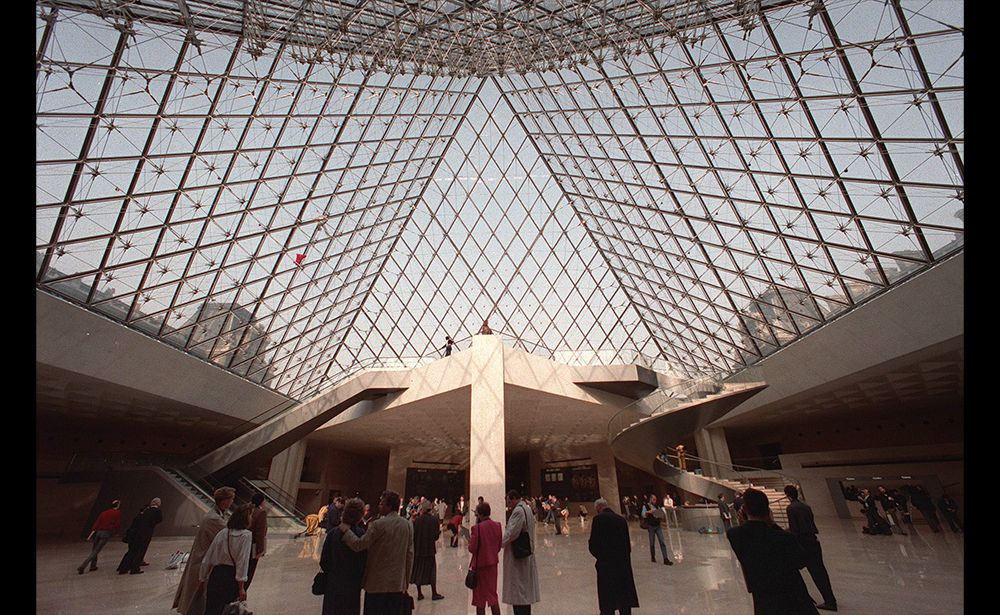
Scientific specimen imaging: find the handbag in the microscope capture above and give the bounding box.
[221,601,252,615]
[511,503,532,559]
[465,521,480,589]
[311,571,326,596]
[464,567,478,590]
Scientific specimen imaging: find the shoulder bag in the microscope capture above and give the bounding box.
[464,523,479,589]
[511,503,532,559]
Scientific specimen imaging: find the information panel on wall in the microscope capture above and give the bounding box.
[541,464,600,501]
[405,468,466,503]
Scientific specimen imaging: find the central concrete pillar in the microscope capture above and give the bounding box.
[468,334,506,515]
[468,334,506,615]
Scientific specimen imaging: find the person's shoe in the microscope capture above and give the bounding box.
[664,559,674,565]
[89,566,98,572]
[417,594,424,601]
[815,603,838,611]
[77,567,85,575]
[129,569,144,575]
[651,557,656,562]
[432,594,445,600]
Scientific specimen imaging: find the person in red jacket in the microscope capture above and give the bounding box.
[78,499,122,574]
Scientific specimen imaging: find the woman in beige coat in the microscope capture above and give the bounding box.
[172,487,235,615]
[501,490,540,615]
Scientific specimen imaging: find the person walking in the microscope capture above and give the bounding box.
[320,498,367,615]
[641,495,673,565]
[78,498,122,574]
[173,486,235,615]
[727,488,818,615]
[338,490,414,615]
[117,497,163,575]
[588,498,639,615]
[200,504,253,615]
[411,500,444,601]
[469,500,503,615]
[501,490,540,615]
[245,493,268,589]
[784,485,837,612]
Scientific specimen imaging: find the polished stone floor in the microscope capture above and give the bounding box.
[37,516,963,614]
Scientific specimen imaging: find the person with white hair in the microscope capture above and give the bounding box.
[116,497,163,574]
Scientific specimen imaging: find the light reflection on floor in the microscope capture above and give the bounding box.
[36,516,963,614]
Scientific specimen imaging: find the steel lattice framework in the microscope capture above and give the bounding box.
[36,0,964,401]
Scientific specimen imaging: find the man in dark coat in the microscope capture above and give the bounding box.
[784,485,837,611]
[726,489,817,615]
[117,497,163,574]
[588,498,639,615]
[410,500,444,601]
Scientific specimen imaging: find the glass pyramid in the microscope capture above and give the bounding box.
[36,0,963,400]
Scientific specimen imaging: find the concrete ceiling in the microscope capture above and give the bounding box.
[36,362,247,436]
[716,338,963,430]
[307,383,622,456]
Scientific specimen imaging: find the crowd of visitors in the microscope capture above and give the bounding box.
[72,476,961,615]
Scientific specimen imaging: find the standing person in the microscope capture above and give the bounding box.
[890,488,912,525]
[552,496,565,536]
[937,493,963,533]
[436,498,449,527]
[908,485,942,532]
[876,486,907,535]
[200,504,253,615]
[245,493,268,589]
[173,486,235,615]
[588,498,639,615]
[726,488,818,615]
[662,493,679,528]
[719,494,734,532]
[578,503,589,528]
[732,492,744,526]
[784,486,838,612]
[338,490,414,615]
[675,444,687,470]
[858,489,892,536]
[320,498,367,615]
[78,498,122,574]
[501,490,540,615]
[117,497,163,575]
[469,501,503,615]
[456,496,468,520]
[411,500,444,601]
[322,497,345,533]
[444,336,454,357]
[641,495,673,565]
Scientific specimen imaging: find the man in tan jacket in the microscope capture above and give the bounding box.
[173,486,235,615]
[340,489,414,615]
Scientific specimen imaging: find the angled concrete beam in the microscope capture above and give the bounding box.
[188,369,409,479]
